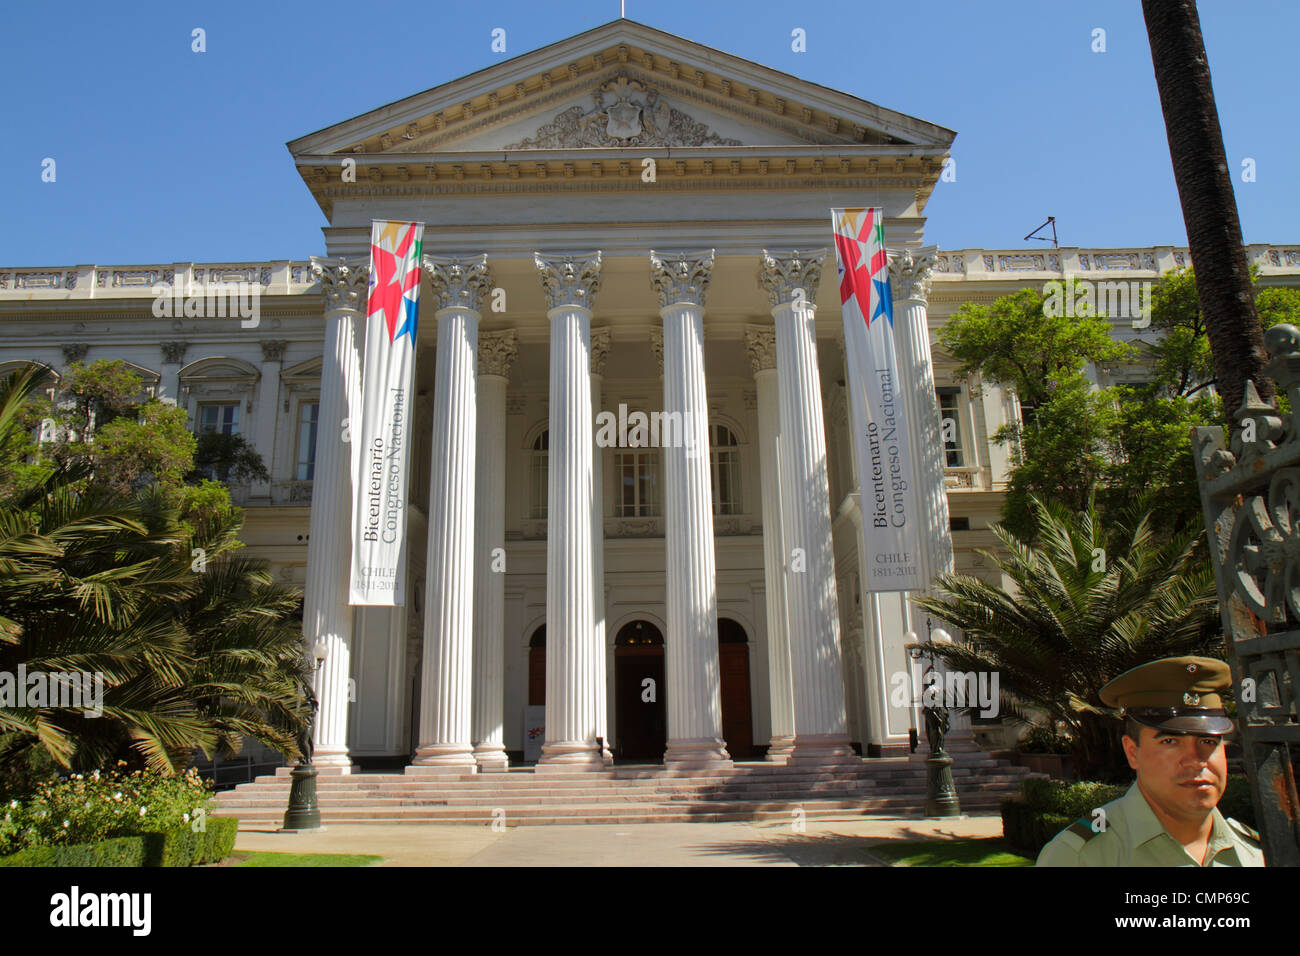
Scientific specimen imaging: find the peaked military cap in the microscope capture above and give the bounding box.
[1100,656,1235,736]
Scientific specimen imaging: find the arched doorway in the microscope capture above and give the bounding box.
[718,618,754,758]
[614,620,666,761]
[528,626,545,706]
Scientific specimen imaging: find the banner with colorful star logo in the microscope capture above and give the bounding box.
[832,207,921,591]
[350,219,424,605]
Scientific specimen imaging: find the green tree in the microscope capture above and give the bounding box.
[937,283,1130,424]
[913,495,1223,780]
[0,367,307,781]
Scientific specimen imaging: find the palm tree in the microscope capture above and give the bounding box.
[912,495,1222,779]
[0,368,309,779]
[1141,0,1274,421]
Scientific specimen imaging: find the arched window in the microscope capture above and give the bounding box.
[615,620,664,646]
[710,422,740,515]
[531,429,548,519]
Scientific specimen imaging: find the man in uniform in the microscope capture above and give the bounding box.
[1036,656,1264,866]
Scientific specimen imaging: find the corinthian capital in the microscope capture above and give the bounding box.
[478,329,518,378]
[649,249,714,309]
[757,248,826,309]
[887,247,937,304]
[744,325,778,374]
[423,254,494,312]
[590,327,611,376]
[310,256,370,312]
[533,251,601,311]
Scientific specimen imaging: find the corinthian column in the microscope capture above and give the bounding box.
[745,325,795,761]
[651,250,731,768]
[303,256,368,772]
[887,248,954,586]
[590,327,613,764]
[757,250,856,765]
[471,329,517,771]
[410,254,492,773]
[887,248,973,753]
[535,252,604,771]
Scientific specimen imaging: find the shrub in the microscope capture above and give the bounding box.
[0,764,214,854]
[0,817,238,867]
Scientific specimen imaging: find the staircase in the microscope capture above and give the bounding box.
[213,755,1037,828]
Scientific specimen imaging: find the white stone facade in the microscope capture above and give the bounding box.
[3,21,1299,768]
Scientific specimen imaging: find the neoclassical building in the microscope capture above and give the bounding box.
[3,21,1298,774]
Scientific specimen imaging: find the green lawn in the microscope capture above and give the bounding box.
[869,838,1032,867]
[225,851,385,867]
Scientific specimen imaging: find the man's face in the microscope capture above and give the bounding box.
[1122,726,1227,821]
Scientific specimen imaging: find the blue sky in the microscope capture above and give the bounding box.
[1,0,1293,265]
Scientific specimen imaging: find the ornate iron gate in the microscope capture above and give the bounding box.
[1194,323,1300,865]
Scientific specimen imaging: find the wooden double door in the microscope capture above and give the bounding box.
[526,619,754,760]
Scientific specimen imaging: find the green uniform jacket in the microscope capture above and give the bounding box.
[1035,782,1264,867]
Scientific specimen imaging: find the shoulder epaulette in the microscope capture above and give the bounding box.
[1226,818,1260,844]
[1066,818,1099,842]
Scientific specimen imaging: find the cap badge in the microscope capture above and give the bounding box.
[1183,691,1201,706]
[1186,663,1198,673]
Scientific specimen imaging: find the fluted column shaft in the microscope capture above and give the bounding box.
[471,330,516,770]
[590,327,613,763]
[758,250,856,765]
[303,257,368,772]
[746,326,795,760]
[535,252,603,771]
[652,250,731,768]
[412,255,492,772]
[887,249,954,586]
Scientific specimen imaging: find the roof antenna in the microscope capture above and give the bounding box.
[621,0,625,16]
[1024,216,1058,248]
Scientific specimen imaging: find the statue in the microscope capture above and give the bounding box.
[923,701,949,755]
[296,671,318,764]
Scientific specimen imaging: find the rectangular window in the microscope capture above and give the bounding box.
[295,402,319,481]
[197,402,240,436]
[618,450,659,517]
[712,447,738,515]
[936,388,964,468]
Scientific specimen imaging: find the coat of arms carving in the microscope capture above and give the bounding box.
[506,74,742,149]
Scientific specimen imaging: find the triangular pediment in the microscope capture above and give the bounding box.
[288,20,954,159]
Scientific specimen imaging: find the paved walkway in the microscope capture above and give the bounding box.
[233,814,1004,866]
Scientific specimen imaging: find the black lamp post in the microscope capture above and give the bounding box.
[906,622,962,818]
[283,641,326,831]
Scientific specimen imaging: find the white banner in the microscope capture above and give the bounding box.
[350,220,424,605]
[832,208,923,592]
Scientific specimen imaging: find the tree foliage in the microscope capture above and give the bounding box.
[913,496,1223,780]
[0,366,307,783]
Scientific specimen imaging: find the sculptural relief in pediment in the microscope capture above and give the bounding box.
[505,74,742,150]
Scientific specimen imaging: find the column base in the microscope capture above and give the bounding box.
[784,734,862,767]
[410,742,478,773]
[311,750,354,774]
[663,737,732,770]
[535,741,607,773]
[473,743,510,772]
[765,735,795,763]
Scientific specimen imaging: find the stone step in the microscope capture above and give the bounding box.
[214,798,1008,827]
